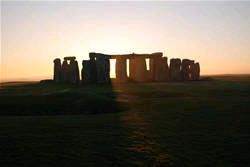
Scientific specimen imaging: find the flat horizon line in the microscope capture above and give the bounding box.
[1,73,250,84]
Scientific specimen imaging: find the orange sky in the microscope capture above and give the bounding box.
[1,1,250,81]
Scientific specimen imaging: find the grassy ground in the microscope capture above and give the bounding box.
[0,75,249,166]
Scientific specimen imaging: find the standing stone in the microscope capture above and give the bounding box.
[193,63,200,80]
[149,58,154,81]
[96,55,106,83]
[189,63,195,80]
[104,57,111,83]
[169,58,182,81]
[89,53,110,84]
[130,56,147,82]
[151,57,169,82]
[182,59,191,81]
[75,61,80,83]
[60,57,80,83]
[53,58,62,82]
[129,58,136,80]
[82,60,97,83]
[116,57,128,83]
[61,59,71,82]
[70,59,80,84]
[182,59,194,81]
[79,52,200,84]
[82,60,90,83]
[189,61,195,80]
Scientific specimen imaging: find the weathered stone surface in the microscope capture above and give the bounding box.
[61,60,71,82]
[89,53,96,61]
[110,52,163,59]
[64,56,76,61]
[189,61,195,80]
[59,57,80,83]
[189,63,195,80]
[182,59,191,81]
[182,59,194,81]
[129,58,136,80]
[129,56,148,82]
[116,57,128,83]
[53,58,62,82]
[85,52,169,83]
[81,61,89,83]
[150,57,169,82]
[82,60,96,83]
[96,55,110,84]
[193,63,200,80]
[86,53,111,84]
[70,60,80,84]
[169,58,182,81]
[104,57,110,83]
[79,52,200,84]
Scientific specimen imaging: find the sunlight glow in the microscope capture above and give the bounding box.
[1,1,250,81]
[110,59,116,78]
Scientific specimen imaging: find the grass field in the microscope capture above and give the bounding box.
[0,75,250,166]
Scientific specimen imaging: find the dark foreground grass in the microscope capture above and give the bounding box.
[0,75,250,166]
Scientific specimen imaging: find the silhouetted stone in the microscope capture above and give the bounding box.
[61,60,70,82]
[116,57,128,83]
[53,58,62,82]
[189,63,195,80]
[182,59,194,81]
[129,58,136,80]
[95,55,106,83]
[104,57,111,83]
[96,55,110,84]
[59,57,80,83]
[70,59,80,84]
[82,60,96,83]
[64,56,76,61]
[129,56,148,82]
[170,58,182,81]
[86,53,111,84]
[78,52,200,84]
[193,63,200,80]
[150,57,169,82]
[81,61,90,83]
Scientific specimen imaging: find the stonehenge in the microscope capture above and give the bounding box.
[116,57,128,83]
[193,63,200,80]
[53,56,80,84]
[151,56,169,82]
[53,58,62,82]
[81,60,96,84]
[129,56,148,82]
[169,58,182,81]
[53,52,200,84]
[181,59,194,81]
[82,53,111,84]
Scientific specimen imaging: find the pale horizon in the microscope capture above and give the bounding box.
[1,1,250,82]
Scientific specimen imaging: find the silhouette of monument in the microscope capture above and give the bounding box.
[53,56,80,84]
[53,52,200,84]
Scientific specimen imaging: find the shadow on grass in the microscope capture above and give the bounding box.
[1,76,250,166]
[0,81,128,116]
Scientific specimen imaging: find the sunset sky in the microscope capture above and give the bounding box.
[1,1,250,81]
